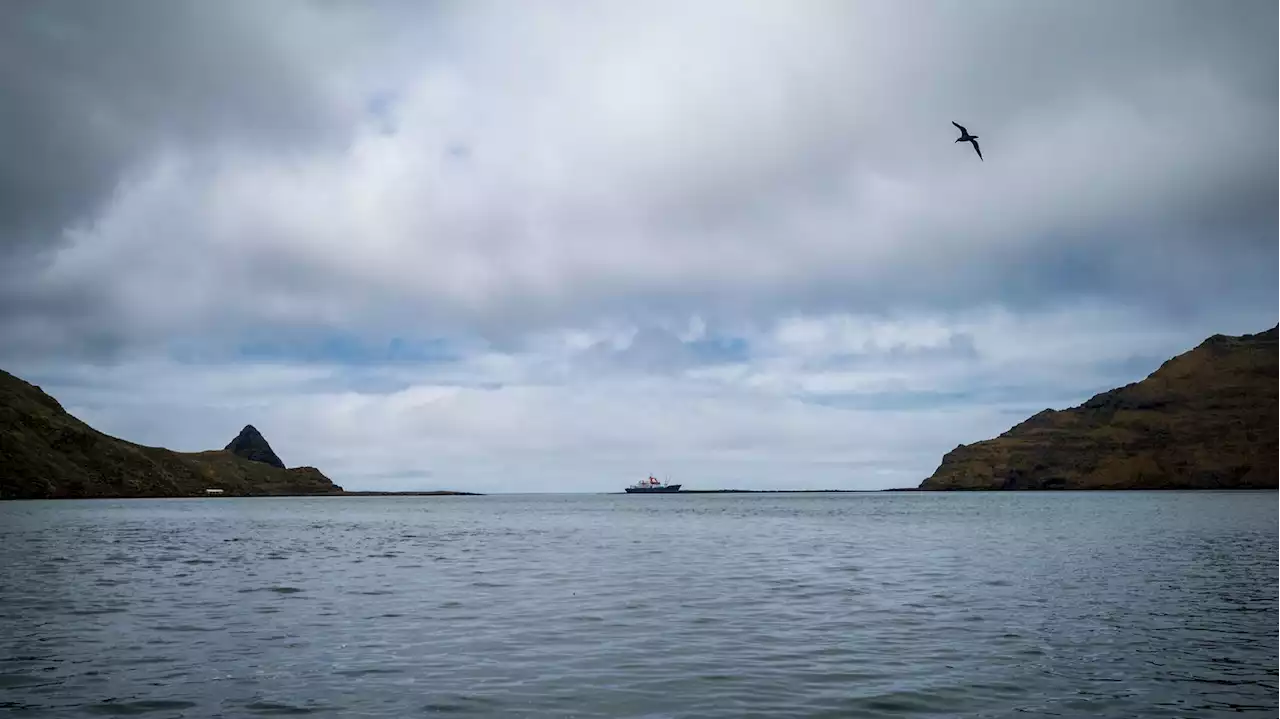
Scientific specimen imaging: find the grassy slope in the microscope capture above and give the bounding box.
[0,369,343,499]
[919,325,1278,490]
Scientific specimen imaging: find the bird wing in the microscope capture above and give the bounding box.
[952,121,966,133]
[970,138,983,161]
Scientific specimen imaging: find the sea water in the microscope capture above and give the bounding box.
[0,490,1275,717]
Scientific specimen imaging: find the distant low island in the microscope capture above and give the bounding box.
[618,489,872,494]
[341,490,484,496]
[915,325,1277,490]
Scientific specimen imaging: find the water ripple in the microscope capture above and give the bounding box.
[0,491,1275,718]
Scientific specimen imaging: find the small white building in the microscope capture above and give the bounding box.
[204,488,225,495]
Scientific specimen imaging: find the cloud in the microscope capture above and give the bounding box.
[0,1,1275,490]
[0,1,388,250]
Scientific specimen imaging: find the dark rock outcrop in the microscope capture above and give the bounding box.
[919,325,1278,490]
[225,424,285,468]
[0,369,343,499]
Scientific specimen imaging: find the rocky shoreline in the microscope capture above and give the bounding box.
[917,325,1278,491]
[0,369,345,500]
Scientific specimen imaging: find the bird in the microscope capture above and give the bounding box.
[952,121,982,161]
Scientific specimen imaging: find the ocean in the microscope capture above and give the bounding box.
[0,491,1275,717]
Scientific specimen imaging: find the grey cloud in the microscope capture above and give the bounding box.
[0,0,1275,362]
[0,0,398,253]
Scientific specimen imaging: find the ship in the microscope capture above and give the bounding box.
[624,476,682,493]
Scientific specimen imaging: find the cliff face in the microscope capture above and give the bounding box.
[0,369,343,499]
[919,325,1278,490]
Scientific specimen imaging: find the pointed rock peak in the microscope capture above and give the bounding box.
[225,424,285,469]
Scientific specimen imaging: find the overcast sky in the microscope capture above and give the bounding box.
[1,0,1275,492]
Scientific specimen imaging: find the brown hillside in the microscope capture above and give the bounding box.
[918,325,1278,490]
[0,368,343,499]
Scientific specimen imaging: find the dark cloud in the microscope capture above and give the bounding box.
[0,0,1274,363]
[0,0,384,254]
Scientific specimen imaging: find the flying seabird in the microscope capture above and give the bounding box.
[952,121,982,161]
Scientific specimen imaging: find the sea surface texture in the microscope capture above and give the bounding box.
[0,491,1275,718]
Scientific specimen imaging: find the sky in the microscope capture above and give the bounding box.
[1,0,1276,493]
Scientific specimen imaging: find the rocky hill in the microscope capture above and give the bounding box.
[0,369,343,499]
[225,424,285,468]
[919,325,1278,490]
